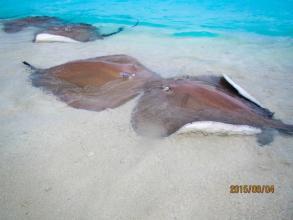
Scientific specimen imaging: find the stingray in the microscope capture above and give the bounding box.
[23,55,292,145]
[2,16,137,42]
[131,76,293,145]
[23,54,159,111]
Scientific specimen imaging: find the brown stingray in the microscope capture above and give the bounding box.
[34,23,103,42]
[2,16,63,33]
[3,16,128,42]
[131,77,293,142]
[24,55,160,111]
[22,55,292,144]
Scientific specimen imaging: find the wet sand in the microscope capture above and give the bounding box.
[0,27,293,219]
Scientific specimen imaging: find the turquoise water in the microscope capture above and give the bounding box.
[0,0,292,37]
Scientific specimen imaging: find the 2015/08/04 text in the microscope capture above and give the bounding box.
[230,185,274,193]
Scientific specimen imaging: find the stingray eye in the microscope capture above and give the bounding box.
[162,86,172,93]
[120,72,130,79]
[119,72,136,80]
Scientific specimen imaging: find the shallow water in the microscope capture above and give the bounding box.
[1,0,293,36]
[0,1,293,219]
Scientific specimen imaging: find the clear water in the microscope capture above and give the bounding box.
[1,0,292,37]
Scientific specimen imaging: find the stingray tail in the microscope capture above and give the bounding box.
[22,61,40,72]
[101,19,139,38]
[269,119,293,135]
[277,123,293,135]
[101,27,124,37]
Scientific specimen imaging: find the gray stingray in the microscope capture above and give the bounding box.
[2,16,137,42]
[23,54,159,111]
[131,77,293,145]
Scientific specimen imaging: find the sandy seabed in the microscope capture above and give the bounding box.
[0,27,293,220]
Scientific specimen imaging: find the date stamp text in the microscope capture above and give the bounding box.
[230,185,274,193]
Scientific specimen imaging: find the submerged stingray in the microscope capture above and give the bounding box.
[23,55,292,145]
[2,16,136,42]
[23,55,159,111]
[2,16,63,33]
[34,23,123,43]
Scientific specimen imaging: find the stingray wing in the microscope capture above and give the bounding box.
[3,16,63,33]
[131,86,192,137]
[182,75,274,118]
